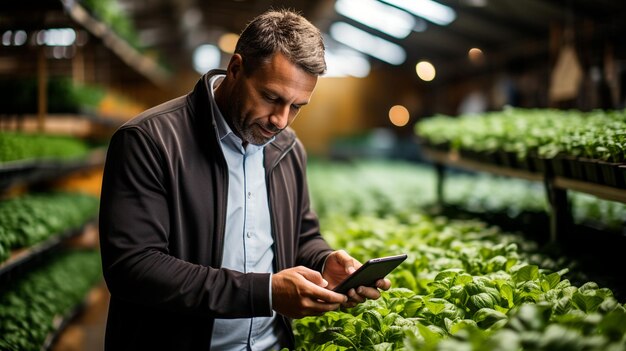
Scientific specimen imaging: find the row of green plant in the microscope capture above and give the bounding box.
[297,215,626,350]
[0,77,105,115]
[307,160,432,219]
[0,192,99,263]
[294,160,626,350]
[307,160,626,232]
[0,132,92,164]
[443,173,626,232]
[415,108,626,163]
[0,249,102,351]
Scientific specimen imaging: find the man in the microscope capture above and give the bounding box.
[99,9,390,350]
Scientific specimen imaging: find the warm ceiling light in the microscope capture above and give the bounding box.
[335,0,416,39]
[468,47,484,64]
[218,33,239,54]
[389,105,410,127]
[329,22,406,65]
[416,61,436,81]
[380,0,456,26]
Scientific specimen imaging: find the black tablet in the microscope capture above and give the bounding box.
[332,254,408,294]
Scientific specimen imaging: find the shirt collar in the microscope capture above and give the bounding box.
[208,74,274,154]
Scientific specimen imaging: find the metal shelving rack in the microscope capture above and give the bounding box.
[0,1,169,348]
[0,147,106,194]
[422,147,626,242]
[0,0,170,132]
[0,220,96,285]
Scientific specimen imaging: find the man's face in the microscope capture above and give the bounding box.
[226,53,318,146]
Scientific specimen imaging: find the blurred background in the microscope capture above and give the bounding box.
[2,1,626,350]
[2,0,625,157]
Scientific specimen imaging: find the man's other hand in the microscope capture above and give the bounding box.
[272,266,347,319]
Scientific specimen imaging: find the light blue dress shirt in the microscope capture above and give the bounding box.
[209,75,283,351]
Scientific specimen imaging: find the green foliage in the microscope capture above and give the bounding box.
[294,160,626,350]
[309,159,626,238]
[0,132,91,163]
[0,77,105,114]
[0,250,102,351]
[0,192,99,262]
[415,108,626,163]
[79,0,141,49]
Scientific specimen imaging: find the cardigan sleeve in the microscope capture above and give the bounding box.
[99,126,272,318]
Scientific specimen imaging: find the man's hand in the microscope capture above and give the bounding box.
[322,250,392,308]
[272,266,347,319]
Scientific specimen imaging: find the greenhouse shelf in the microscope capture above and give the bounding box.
[9,112,123,131]
[0,219,95,285]
[60,0,170,88]
[422,146,626,242]
[0,0,170,89]
[422,148,544,181]
[0,147,106,193]
[553,177,626,203]
[42,300,86,351]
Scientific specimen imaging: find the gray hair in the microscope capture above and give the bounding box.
[235,9,326,76]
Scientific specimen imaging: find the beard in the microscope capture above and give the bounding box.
[227,85,282,146]
[239,122,281,146]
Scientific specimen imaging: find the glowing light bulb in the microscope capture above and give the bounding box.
[389,105,410,127]
[416,61,436,81]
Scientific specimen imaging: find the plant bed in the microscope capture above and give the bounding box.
[0,250,102,351]
[0,224,88,285]
[580,158,602,184]
[484,151,500,165]
[0,159,38,192]
[620,165,626,188]
[303,160,626,350]
[551,155,571,178]
[497,150,518,169]
[421,139,450,153]
[516,155,536,172]
[459,148,490,163]
[565,156,586,181]
[596,161,624,188]
[42,301,86,351]
[529,155,552,175]
[0,192,100,265]
[297,211,626,351]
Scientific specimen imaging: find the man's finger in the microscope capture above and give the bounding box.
[332,250,359,274]
[354,286,381,300]
[347,288,366,303]
[295,266,328,287]
[304,298,342,314]
[376,278,392,290]
[304,281,348,304]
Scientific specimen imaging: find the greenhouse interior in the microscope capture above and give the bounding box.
[1,0,626,350]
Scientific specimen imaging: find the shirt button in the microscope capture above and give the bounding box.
[247,192,252,199]
[246,232,252,238]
